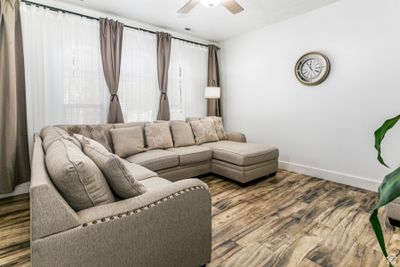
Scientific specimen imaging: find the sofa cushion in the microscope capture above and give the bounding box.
[45,138,115,211]
[125,150,179,171]
[76,135,147,199]
[110,126,147,158]
[40,126,81,151]
[167,146,212,166]
[140,177,172,191]
[60,124,113,152]
[202,141,279,166]
[114,121,146,129]
[186,117,200,122]
[120,159,158,181]
[210,116,227,140]
[170,121,195,147]
[186,116,227,140]
[190,118,219,145]
[144,122,174,150]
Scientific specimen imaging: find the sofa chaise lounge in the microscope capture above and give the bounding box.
[30,117,279,266]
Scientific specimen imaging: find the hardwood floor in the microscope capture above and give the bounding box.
[0,170,399,266]
[0,194,30,267]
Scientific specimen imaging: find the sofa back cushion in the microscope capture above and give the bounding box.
[45,137,115,211]
[186,117,200,122]
[76,135,147,199]
[170,121,195,147]
[144,122,173,150]
[114,121,146,129]
[190,118,219,145]
[110,126,146,158]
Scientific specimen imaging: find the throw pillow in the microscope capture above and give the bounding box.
[65,124,113,152]
[45,138,115,211]
[210,116,227,140]
[190,118,219,145]
[110,126,147,158]
[144,122,173,150]
[76,135,147,199]
[170,121,195,147]
[41,126,82,151]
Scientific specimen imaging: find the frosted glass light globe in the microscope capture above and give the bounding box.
[200,0,221,8]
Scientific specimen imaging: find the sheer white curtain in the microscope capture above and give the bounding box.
[119,29,159,121]
[20,4,108,152]
[168,39,208,120]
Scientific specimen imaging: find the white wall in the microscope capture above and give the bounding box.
[220,0,400,191]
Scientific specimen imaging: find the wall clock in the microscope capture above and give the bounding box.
[295,52,330,86]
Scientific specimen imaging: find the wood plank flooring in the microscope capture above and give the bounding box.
[0,194,30,267]
[204,170,400,267]
[0,170,399,266]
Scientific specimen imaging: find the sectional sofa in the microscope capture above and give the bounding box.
[30,117,279,266]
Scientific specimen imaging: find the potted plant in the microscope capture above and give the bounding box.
[371,114,400,266]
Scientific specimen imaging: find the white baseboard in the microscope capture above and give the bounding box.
[0,182,30,199]
[279,160,380,192]
[0,162,379,198]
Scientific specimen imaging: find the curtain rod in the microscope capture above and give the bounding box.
[21,0,210,48]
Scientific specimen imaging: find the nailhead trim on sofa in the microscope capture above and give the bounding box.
[81,186,206,228]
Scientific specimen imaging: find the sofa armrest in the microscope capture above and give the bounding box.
[32,178,212,267]
[30,134,81,241]
[77,178,209,223]
[227,132,247,143]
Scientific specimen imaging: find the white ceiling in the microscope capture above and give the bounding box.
[54,0,339,42]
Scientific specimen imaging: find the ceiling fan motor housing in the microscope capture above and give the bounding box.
[200,0,221,8]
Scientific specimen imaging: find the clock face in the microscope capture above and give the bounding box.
[295,52,330,86]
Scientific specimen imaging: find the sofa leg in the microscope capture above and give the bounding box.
[389,217,400,228]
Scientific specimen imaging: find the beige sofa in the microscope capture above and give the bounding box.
[30,119,278,266]
[31,134,211,267]
[56,121,278,184]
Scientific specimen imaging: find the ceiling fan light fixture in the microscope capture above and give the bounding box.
[178,0,243,14]
[200,0,221,8]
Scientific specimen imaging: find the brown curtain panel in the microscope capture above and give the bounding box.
[207,44,221,117]
[99,18,124,123]
[156,32,172,121]
[0,0,31,193]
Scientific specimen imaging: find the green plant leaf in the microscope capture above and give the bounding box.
[374,114,400,168]
[370,209,387,258]
[370,166,400,266]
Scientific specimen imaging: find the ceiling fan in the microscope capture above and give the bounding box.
[178,0,244,14]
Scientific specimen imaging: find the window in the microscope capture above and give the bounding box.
[168,39,208,120]
[21,4,108,151]
[20,3,209,157]
[62,24,108,124]
[119,29,159,122]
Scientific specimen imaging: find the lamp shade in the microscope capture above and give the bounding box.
[205,86,221,99]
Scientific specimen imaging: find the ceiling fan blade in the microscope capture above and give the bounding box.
[178,0,200,14]
[222,0,244,14]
